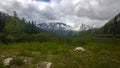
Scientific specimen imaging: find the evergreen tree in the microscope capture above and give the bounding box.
[25,21,39,34]
[4,11,26,34]
[0,12,7,32]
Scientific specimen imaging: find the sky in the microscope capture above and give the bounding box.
[0,0,120,31]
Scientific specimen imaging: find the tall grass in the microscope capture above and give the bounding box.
[0,38,120,68]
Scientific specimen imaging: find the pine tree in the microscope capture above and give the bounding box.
[0,12,7,32]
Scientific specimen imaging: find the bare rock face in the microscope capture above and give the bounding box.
[3,57,13,66]
[74,47,85,52]
[37,61,52,68]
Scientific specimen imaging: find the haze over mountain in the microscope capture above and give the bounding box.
[0,0,120,31]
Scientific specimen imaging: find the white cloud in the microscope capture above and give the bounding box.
[0,0,120,31]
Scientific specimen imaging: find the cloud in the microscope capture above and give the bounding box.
[0,0,120,31]
[74,0,120,20]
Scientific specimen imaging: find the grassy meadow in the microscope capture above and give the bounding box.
[0,37,120,68]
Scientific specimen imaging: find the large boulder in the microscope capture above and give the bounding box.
[74,47,85,52]
[3,57,13,66]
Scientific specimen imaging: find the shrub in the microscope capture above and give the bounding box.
[11,58,25,66]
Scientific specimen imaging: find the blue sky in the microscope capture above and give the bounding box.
[36,0,51,2]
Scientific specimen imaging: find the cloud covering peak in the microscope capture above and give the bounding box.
[0,0,120,30]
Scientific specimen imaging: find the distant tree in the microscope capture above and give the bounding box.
[112,16,118,45]
[4,11,18,34]
[113,16,117,36]
[0,11,42,43]
[25,21,39,34]
[13,11,18,18]
[4,11,26,34]
[0,12,7,32]
[80,23,86,31]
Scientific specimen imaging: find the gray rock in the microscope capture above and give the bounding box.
[3,57,13,66]
[37,61,52,68]
[74,47,85,52]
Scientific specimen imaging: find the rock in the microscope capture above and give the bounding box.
[1,55,5,58]
[18,56,33,65]
[37,61,52,68]
[23,59,27,63]
[74,47,85,52]
[3,57,13,66]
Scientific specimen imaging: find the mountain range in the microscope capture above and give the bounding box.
[37,22,78,36]
[37,22,72,31]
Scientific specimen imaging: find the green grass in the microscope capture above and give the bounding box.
[0,38,120,68]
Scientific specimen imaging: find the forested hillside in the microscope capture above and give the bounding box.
[96,13,120,35]
[0,11,39,34]
[0,11,41,43]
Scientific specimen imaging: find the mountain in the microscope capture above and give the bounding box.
[38,22,72,31]
[37,22,78,36]
[97,13,120,35]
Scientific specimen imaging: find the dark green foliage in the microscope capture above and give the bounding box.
[0,11,41,43]
[0,11,39,35]
[11,58,25,66]
[25,21,39,34]
[0,33,6,42]
[34,32,64,43]
[0,63,5,68]
[0,12,7,32]
[4,11,26,34]
[65,37,87,46]
[97,13,120,34]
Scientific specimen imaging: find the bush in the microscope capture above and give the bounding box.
[65,37,87,45]
[0,33,6,43]
[11,58,25,66]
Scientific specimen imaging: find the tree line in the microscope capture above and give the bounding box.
[0,11,39,34]
[0,11,43,43]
